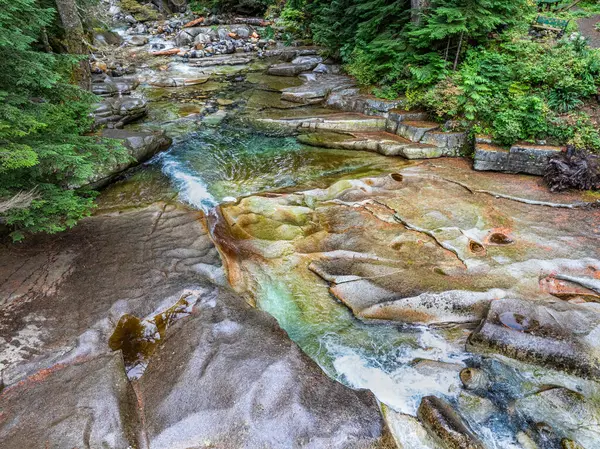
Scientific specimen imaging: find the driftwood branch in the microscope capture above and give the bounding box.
[0,190,39,214]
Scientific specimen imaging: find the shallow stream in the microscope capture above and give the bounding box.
[127,72,595,448]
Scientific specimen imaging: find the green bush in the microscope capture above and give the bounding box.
[190,0,276,15]
[306,0,600,152]
[0,0,128,239]
[121,0,159,21]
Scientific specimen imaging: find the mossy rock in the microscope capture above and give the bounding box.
[121,0,159,21]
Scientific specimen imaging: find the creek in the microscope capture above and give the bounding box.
[139,74,560,448]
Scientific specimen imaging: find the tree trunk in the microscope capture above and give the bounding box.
[411,0,430,24]
[54,0,91,90]
[453,31,464,70]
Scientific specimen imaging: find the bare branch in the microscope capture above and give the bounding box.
[0,189,39,214]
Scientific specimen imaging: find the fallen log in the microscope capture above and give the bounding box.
[152,48,181,56]
[233,17,272,26]
[183,17,204,28]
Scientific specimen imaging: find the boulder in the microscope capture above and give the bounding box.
[467,297,600,380]
[281,74,356,104]
[92,30,123,47]
[91,74,139,97]
[230,24,252,38]
[128,35,148,46]
[83,129,171,189]
[138,289,388,449]
[0,353,140,449]
[417,396,485,449]
[174,29,195,47]
[267,62,315,77]
[473,136,565,176]
[93,96,148,128]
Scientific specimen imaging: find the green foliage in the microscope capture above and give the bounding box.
[0,0,128,239]
[279,7,308,37]
[308,0,600,150]
[120,0,159,21]
[191,0,276,15]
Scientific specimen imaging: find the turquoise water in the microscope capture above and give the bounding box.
[159,126,409,210]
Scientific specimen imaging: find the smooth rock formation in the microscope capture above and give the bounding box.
[217,159,599,330]
[281,74,356,104]
[516,387,600,449]
[268,56,323,77]
[93,96,148,129]
[0,194,388,449]
[0,353,141,448]
[84,129,172,188]
[473,136,565,176]
[417,396,485,449]
[255,112,387,132]
[298,130,452,159]
[91,74,139,96]
[0,203,213,385]
[467,297,600,380]
[139,288,388,449]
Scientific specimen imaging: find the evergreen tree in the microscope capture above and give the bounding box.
[0,0,126,240]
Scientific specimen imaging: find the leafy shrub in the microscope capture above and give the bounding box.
[279,6,307,37]
[0,0,128,239]
[191,0,276,15]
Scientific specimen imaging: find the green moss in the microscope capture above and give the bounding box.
[120,0,159,21]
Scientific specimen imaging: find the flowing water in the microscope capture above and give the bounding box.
[139,77,585,448]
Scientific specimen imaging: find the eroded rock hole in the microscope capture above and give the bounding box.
[108,292,198,379]
[489,232,514,245]
[469,240,486,254]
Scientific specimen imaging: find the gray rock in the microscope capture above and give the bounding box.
[175,29,195,47]
[0,202,219,386]
[139,289,387,449]
[473,138,565,176]
[417,396,485,449]
[230,24,252,38]
[194,32,213,44]
[313,63,329,73]
[217,26,231,40]
[91,74,139,97]
[281,75,356,104]
[467,297,600,380]
[0,353,140,449]
[92,30,123,47]
[129,35,148,46]
[420,130,467,156]
[267,62,315,77]
[291,55,323,66]
[84,128,171,188]
[93,96,148,128]
[516,387,600,448]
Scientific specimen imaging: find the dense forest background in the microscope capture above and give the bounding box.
[1,0,599,239]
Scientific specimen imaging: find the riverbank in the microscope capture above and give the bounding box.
[1,5,600,449]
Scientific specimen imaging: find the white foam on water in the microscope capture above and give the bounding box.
[326,327,467,415]
[161,157,216,211]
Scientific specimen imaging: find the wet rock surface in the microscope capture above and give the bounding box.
[0,195,387,448]
[139,288,387,449]
[3,8,600,448]
[468,297,600,380]
[417,396,484,449]
[83,128,172,188]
